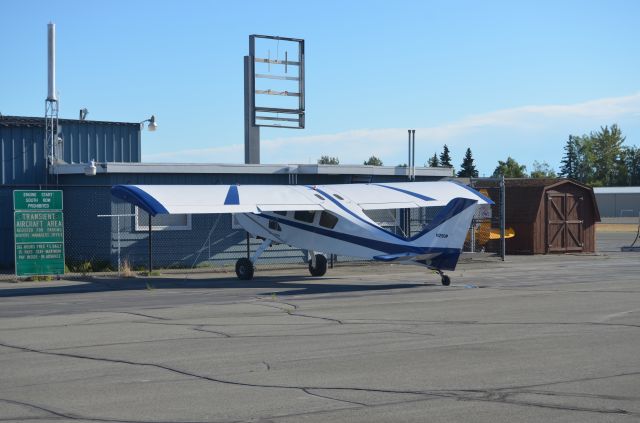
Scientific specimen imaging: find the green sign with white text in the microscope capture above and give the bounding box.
[13,190,63,210]
[13,190,65,277]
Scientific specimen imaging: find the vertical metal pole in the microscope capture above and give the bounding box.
[117,215,121,276]
[407,130,411,180]
[246,232,250,258]
[500,175,506,261]
[411,130,416,181]
[148,214,152,273]
[244,55,260,164]
[470,221,476,253]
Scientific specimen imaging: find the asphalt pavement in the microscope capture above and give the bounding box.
[0,232,638,422]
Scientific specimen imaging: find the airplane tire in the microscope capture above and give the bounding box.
[235,258,254,280]
[308,254,327,277]
[441,275,451,286]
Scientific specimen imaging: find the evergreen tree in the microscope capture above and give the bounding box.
[491,157,527,178]
[625,146,640,186]
[318,155,339,165]
[439,144,453,168]
[363,155,383,166]
[457,148,478,177]
[427,153,439,167]
[559,135,578,179]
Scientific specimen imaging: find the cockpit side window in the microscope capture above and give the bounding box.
[319,211,338,229]
[294,210,316,223]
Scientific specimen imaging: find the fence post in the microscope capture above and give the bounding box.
[500,175,506,261]
[148,214,152,273]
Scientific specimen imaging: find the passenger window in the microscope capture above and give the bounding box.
[268,220,281,231]
[274,210,286,216]
[294,210,316,223]
[319,211,338,229]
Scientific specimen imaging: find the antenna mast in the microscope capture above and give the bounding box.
[45,22,59,174]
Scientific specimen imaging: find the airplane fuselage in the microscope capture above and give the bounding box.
[236,185,477,270]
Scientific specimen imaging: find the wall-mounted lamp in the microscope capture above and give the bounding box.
[141,115,158,132]
[84,159,97,176]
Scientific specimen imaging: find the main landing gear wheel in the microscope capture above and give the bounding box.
[235,258,254,280]
[441,274,451,286]
[308,254,327,277]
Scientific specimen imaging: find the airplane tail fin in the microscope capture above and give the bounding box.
[409,197,478,269]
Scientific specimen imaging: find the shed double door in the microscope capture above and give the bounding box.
[546,192,584,253]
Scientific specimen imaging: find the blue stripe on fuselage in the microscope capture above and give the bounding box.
[310,187,408,242]
[259,212,461,258]
[372,184,435,202]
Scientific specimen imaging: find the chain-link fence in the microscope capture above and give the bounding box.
[1,180,506,278]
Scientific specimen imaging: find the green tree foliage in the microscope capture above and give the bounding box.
[439,144,453,168]
[623,146,640,185]
[563,125,632,186]
[318,155,339,165]
[457,148,478,178]
[427,153,439,167]
[363,155,383,166]
[491,157,527,178]
[530,161,557,178]
[591,125,626,186]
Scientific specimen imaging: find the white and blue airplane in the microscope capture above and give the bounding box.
[111,181,493,285]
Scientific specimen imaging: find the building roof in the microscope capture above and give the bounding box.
[593,186,640,195]
[51,162,454,177]
[0,115,139,127]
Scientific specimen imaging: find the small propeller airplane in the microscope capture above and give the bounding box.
[111,181,493,286]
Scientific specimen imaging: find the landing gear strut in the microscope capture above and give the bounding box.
[235,238,272,280]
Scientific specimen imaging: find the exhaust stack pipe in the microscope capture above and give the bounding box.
[47,22,57,101]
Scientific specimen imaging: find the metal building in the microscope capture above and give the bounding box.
[1,115,452,271]
[593,187,640,218]
[1,115,141,269]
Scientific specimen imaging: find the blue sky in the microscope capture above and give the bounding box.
[2,0,639,175]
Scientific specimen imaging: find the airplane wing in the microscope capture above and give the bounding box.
[111,185,326,216]
[325,181,493,209]
[111,181,492,216]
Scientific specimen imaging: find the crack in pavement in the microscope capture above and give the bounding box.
[0,341,635,418]
[250,300,344,325]
[110,312,171,321]
[301,388,368,407]
[345,318,640,329]
[0,398,238,423]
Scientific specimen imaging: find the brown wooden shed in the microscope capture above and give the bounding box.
[502,179,601,254]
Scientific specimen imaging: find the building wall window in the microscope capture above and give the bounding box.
[135,207,192,231]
